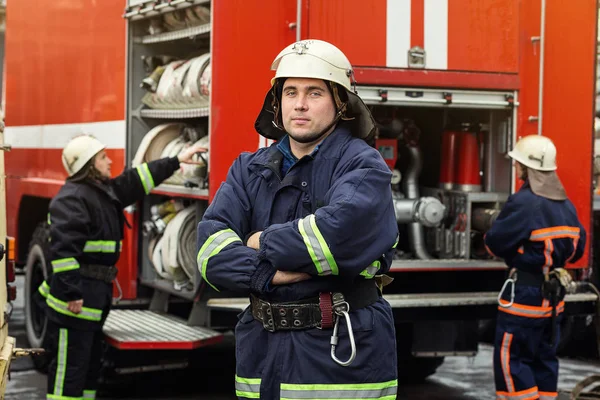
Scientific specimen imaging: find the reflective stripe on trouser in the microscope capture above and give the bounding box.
[235,375,260,399]
[494,306,561,398]
[235,297,398,399]
[280,380,398,399]
[539,392,558,400]
[47,321,104,399]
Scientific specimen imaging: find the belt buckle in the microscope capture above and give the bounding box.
[259,299,275,332]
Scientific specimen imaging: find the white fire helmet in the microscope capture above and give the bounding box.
[508,135,557,171]
[255,39,376,141]
[62,135,106,176]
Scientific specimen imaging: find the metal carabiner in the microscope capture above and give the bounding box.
[330,295,356,367]
[497,277,516,308]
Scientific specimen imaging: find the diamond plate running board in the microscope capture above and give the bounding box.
[103,310,223,350]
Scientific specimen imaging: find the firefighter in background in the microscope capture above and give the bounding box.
[196,40,398,399]
[39,134,204,400]
[485,135,586,400]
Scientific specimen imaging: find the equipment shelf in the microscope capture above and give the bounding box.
[151,183,209,200]
[140,107,209,119]
[134,23,211,44]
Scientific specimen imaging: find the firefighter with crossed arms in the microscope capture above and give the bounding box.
[38,134,204,400]
[196,40,399,400]
[485,135,586,400]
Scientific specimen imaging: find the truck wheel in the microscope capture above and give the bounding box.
[397,355,445,382]
[24,223,51,372]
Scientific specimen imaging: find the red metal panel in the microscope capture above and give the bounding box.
[209,0,297,200]
[447,0,519,73]
[354,67,519,90]
[517,0,541,138]
[4,0,125,127]
[104,334,223,350]
[307,0,387,67]
[537,0,597,268]
[411,0,425,48]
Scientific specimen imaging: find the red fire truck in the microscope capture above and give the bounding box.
[4,0,599,379]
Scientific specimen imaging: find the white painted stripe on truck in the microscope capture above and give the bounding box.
[4,120,126,149]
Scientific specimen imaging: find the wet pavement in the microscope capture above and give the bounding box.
[6,275,600,399]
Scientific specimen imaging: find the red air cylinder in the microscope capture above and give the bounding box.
[439,130,459,190]
[455,131,482,192]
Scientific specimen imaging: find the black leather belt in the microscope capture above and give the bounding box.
[79,264,118,283]
[250,280,380,332]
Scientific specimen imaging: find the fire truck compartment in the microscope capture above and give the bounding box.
[103,309,223,350]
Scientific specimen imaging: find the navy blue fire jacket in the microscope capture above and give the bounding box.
[196,125,399,301]
[485,181,586,274]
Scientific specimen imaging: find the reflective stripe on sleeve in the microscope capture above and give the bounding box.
[235,375,261,399]
[280,380,398,399]
[530,226,580,241]
[136,163,156,194]
[51,258,80,273]
[197,229,242,292]
[360,261,381,279]
[298,214,338,276]
[83,240,118,253]
[38,281,50,298]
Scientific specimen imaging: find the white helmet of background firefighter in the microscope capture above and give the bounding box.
[508,134,567,200]
[62,134,106,176]
[508,135,557,171]
[255,39,376,141]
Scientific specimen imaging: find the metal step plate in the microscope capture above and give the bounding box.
[206,291,598,311]
[103,310,223,350]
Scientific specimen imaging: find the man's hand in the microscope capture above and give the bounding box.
[67,299,83,314]
[247,231,262,250]
[271,270,311,286]
[177,144,208,165]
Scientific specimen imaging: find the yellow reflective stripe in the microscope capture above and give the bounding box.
[83,390,96,399]
[46,294,102,322]
[197,229,242,292]
[83,240,118,253]
[392,235,399,249]
[51,258,80,273]
[38,281,50,298]
[298,214,338,276]
[136,163,155,194]
[360,261,381,279]
[47,395,84,400]
[47,213,51,225]
[280,379,398,399]
[235,375,261,399]
[53,329,68,396]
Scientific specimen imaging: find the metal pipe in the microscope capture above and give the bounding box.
[296,0,302,42]
[402,146,432,260]
[538,0,546,135]
[483,119,494,192]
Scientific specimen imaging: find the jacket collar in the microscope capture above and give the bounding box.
[250,123,353,168]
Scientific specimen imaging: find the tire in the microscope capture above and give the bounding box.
[24,223,52,372]
[397,355,445,383]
